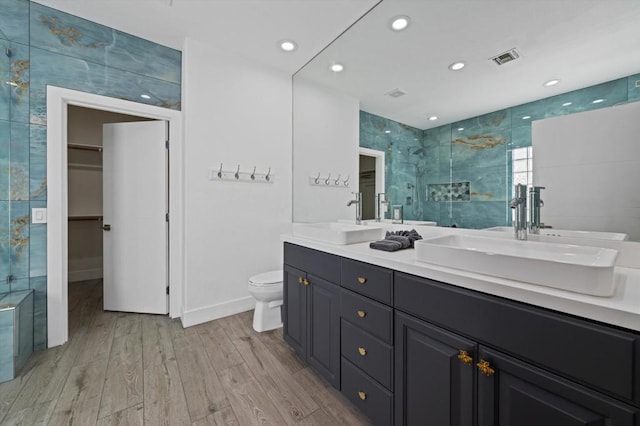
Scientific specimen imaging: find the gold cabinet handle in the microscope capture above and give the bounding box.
[458,350,473,365]
[358,347,367,356]
[302,278,310,286]
[357,277,367,284]
[477,359,495,376]
[298,276,303,284]
[358,391,367,401]
[356,310,367,318]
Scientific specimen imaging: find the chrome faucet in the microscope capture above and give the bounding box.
[375,193,389,222]
[529,186,545,234]
[347,192,362,224]
[510,184,527,240]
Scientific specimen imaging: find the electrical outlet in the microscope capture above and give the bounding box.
[32,208,47,224]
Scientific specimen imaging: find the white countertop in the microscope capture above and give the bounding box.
[281,232,640,332]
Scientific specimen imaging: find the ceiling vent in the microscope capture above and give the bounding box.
[490,48,520,65]
[385,88,407,98]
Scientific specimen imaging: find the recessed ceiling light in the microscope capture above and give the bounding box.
[428,116,438,121]
[449,62,465,71]
[330,63,344,72]
[279,40,297,52]
[544,79,560,87]
[592,98,605,104]
[522,115,531,120]
[562,102,572,106]
[140,94,151,100]
[457,127,465,131]
[384,130,391,134]
[390,16,410,31]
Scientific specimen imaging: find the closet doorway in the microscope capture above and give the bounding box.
[47,87,184,348]
[68,107,168,314]
[358,148,386,220]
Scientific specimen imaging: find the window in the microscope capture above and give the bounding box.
[512,146,533,191]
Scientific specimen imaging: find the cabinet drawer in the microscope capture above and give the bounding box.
[341,258,393,304]
[341,358,393,426]
[395,271,640,406]
[341,320,393,390]
[341,288,393,344]
[284,243,340,284]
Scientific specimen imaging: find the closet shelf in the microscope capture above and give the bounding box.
[68,143,103,152]
[68,215,103,222]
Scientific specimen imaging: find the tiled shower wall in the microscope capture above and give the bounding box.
[361,73,640,228]
[0,0,181,351]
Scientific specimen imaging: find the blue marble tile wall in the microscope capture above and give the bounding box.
[0,0,181,351]
[359,111,425,221]
[361,73,640,229]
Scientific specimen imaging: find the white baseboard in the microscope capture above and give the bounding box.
[180,296,255,327]
[68,268,103,282]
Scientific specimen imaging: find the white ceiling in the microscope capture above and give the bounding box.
[31,0,380,74]
[298,0,640,129]
[32,0,640,130]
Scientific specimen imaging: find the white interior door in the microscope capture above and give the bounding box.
[102,121,168,314]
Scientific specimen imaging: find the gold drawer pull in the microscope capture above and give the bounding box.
[358,391,367,401]
[358,347,367,356]
[458,350,473,365]
[477,359,495,376]
[357,310,366,318]
[302,278,309,286]
[298,276,303,284]
[357,277,367,284]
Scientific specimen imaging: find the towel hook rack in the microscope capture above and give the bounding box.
[217,163,223,178]
[334,174,341,185]
[314,172,321,184]
[265,167,271,182]
[325,173,332,185]
[234,164,240,179]
[343,175,350,186]
[251,166,256,180]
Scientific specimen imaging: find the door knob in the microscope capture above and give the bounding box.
[102,224,111,231]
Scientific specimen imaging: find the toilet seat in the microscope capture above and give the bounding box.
[249,270,282,286]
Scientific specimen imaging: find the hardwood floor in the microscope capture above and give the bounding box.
[0,280,371,425]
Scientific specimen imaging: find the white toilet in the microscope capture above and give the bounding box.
[248,270,284,332]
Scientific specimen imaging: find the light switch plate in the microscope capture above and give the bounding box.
[32,208,47,224]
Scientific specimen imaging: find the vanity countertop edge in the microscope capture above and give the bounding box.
[281,234,640,332]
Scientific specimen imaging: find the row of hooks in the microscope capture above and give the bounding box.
[209,163,274,183]
[309,173,350,188]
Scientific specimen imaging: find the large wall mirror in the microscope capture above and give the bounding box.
[292,0,640,240]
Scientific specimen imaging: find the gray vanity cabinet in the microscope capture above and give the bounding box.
[394,271,640,426]
[283,242,640,425]
[339,259,395,425]
[283,243,341,388]
[395,311,476,426]
[477,346,638,426]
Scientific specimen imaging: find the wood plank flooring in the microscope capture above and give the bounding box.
[0,280,371,425]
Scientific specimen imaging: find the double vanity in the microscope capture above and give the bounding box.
[282,223,640,425]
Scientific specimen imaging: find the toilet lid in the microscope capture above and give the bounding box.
[249,270,283,286]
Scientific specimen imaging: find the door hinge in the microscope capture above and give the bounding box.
[165,139,169,149]
[165,213,169,222]
[166,286,170,295]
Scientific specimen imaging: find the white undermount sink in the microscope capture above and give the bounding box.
[414,234,618,296]
[485,226,628,241]
[292,222,383,245]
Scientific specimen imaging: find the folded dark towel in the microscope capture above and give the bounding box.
[385,234,411,248]
[385,229,422,247]
[369,239,403,252]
